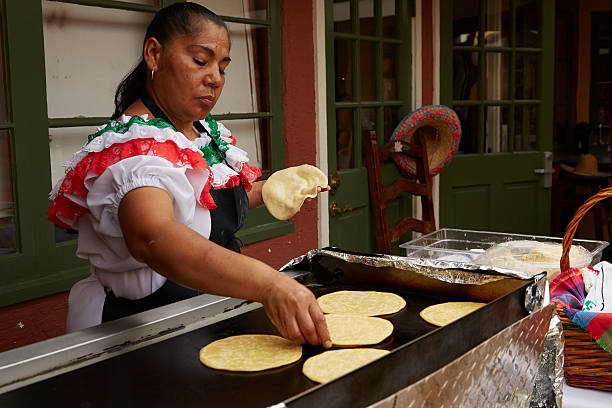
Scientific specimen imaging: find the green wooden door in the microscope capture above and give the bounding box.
[325,0,412,254]
[439,0,555,235]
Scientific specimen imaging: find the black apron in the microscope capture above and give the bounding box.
[102,93,249,323]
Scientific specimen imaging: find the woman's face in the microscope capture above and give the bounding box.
[152,20,230,122]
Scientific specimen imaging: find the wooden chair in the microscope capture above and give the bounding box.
[363,129,436,254]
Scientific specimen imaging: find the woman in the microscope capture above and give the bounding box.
[47,2,331,348]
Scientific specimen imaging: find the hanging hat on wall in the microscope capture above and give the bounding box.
[390,105,461,177]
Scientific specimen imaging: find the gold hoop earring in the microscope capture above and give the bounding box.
[151,70,155,80]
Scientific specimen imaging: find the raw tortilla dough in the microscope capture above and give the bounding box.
[302,348,390,383]
[317,290,406,316]
[262,164,328,220]
[199,334,302,372]
[419,302,486,327]
[325,314,394,346]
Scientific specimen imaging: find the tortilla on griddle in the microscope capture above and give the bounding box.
[262,164,328,220]
[199,334,302,372]
[302,348,390,383]
[419,302,486,327]
[325,314,393,346]
[317,290,406,316]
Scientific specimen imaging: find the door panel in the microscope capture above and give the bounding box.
[439,0,554,236]
[441,152,549,234]
[326,0,412,254]
[449,184,491,230]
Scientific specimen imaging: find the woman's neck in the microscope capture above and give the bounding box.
[124,96,199,140]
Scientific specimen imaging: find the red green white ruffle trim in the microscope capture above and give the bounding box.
[48,115,261,229]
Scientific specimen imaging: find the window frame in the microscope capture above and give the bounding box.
[0,0,289,307]
[326,0,412,171]
[440,0,554,155]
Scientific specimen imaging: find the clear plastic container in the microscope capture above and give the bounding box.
[399,228,609,278]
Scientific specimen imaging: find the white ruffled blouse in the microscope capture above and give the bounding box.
[47,115,260,332]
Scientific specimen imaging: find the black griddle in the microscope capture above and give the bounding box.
[0,250,535,408]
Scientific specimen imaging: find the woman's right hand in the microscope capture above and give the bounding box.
[261,273,332,348]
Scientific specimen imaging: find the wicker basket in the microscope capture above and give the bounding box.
[559,186,612,391]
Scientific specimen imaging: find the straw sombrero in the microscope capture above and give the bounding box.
[390,105,461,177]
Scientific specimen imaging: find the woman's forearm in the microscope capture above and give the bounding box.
[120,187,276,302]
[246,180,265,209]
[119,186,331,347]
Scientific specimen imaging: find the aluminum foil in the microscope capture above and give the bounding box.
[525,273,548,313]
[282,248,542,291]
[529,312,564,408]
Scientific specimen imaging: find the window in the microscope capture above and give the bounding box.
[329,0,411,171]
[450,0,543,154]
[0,0,285,307]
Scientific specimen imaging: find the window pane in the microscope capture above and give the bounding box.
[49,126,96,188]
[0,2,8,123]
[337,109,354,169]
[335,39,353,102]
[484,52,509,100]
[453,51,479,100]
[455,105,480,153]
[484,0,510,47]
[213,24,269,114]
[516,0,541,48]
[196,0,267,20]
[360,41,376,101]
[453,0,479,45]
[485,105,509,152]
[384,106,399,142]
[515,105,538,151]
[42,1,150,118]
[515,53,539,100]
[361,107,376,133]
[359,0,375,36]
[383,44,398,100]
[221,117,269,172]
[49,125,94,243]
[0,130,16,254]
[333,0,351,33]
[382,0,397,38]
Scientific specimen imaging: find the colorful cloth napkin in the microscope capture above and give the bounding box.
[551,266,612,354]
[583,261,612,312]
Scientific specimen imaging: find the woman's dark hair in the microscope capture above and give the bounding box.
[112,2,229,118]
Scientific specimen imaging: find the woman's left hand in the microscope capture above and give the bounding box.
[305,185,330,202]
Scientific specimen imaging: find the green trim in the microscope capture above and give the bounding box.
[539,0,555,154]
[217,15,270,26]
[268,0,283,172]
[454,46,542,53]
[49,112,274,128]
[237,206,293,245]
[0,265,89,307]
[336,101,403,108]
[49,117,109,128]
[452,99,542,106]
[325,0,337,172]
[49,0,158,13]
[212,112,273,120]
[334,32,403,44]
